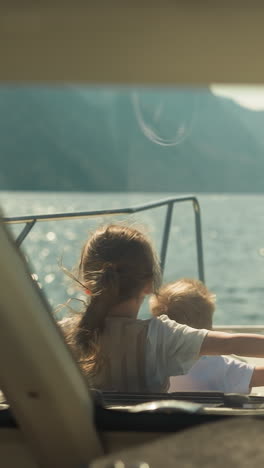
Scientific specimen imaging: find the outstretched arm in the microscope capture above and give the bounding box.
[200,331,264,358]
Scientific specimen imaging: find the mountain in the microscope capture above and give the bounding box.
[0,86,264,192]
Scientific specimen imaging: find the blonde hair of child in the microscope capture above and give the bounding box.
[150,278,215,330]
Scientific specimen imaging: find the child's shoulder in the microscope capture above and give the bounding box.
[151,314,194,330]
[148,314,191,336]
[148,315,209,349]
[152,314,178,325]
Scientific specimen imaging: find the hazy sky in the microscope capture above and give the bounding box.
[211,85,264,111]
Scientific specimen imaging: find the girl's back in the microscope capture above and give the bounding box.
[92,316,150,392]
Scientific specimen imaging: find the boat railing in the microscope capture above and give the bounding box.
[3,195,264,334]
[214,325,264,333]
[2,195,205,281]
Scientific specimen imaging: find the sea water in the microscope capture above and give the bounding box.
[1,191,264,326]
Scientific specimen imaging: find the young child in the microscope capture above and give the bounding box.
[62,224,264,393]
[150,278,264,393]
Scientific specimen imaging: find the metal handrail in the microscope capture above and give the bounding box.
[214,325,264,333]
[3,195,205,282]
[4,198,264,333]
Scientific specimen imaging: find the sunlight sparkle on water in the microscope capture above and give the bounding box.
[44,273,55,284]
[46,231,56,241]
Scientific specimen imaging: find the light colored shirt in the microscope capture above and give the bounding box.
[146,315,208,392]
[60,314,208,392]
[169,355,254,394]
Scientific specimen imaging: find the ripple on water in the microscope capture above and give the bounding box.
[64,230,76,240]
[40,248,50,258]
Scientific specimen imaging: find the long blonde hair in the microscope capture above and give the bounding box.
[65,224,161,376]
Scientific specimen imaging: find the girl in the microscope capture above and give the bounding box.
[63,224,264,393]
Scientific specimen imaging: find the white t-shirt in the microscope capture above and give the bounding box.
[60,314,208,392]
[146,315,208,391]
[169,355,254,394]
